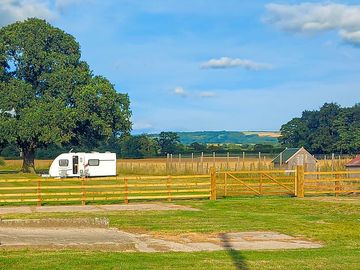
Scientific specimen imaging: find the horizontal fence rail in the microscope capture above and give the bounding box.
[0,175,212,206]
[0,166,359,206]
[303,170,360,196]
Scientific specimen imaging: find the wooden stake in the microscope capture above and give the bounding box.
[224,172,227,197]
[170,154,173,174]
[210,166,217,200]
[258,152,261,169]
[226,152,229,170]
[335,174,340,197]
[242,152,245,169]
[167,176,171,202]
[124,178,129,204]
[37,178,42,207]
[296,165,305,198]
[81,177,86,206]
[201,152,204,173]
[191,153,194,173]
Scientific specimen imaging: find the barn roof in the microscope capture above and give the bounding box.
[272,148,301,164]
[345,156,360,167]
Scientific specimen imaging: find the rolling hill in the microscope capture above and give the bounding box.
[151,131,280,145]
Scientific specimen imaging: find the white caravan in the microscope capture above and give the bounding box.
[49,152,116,177]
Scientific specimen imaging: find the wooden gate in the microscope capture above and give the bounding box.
[217,170,296,197]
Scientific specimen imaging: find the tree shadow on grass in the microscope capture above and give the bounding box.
[220,233,249,270]
[0,170,19,174]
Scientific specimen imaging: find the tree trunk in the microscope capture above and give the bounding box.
[22,145,36,173]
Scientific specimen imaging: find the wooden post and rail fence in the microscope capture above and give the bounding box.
[0,166,359,206]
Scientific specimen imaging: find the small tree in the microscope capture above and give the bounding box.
[189,142,207,152]
[0,19,131,172]
[121,135,158,158]
[157,132,180,155]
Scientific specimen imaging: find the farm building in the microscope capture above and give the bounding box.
[345,156,360,177]
[272,147,317,171]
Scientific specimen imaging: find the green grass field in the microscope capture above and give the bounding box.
[0,196,359,269]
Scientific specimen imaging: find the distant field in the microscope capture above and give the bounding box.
[0,156,353,176]
[243,131,281,138]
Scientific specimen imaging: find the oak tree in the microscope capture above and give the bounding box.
[0,18,131,172]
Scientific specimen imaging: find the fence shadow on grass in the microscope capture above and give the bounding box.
[220,233,249,270]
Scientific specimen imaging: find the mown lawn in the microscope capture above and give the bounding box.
[0,196,359,269]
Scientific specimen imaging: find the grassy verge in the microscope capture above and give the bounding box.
[0,196,359,269]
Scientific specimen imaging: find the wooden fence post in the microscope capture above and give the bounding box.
[335,174,340,197]
[201,152,204,173]
[242,152,245,169]
[167,176,172,202]
[37,178,42,207]
[124,178,129,204]
[259,173,263,195]
[81,177,86,206]
[191,153,194,173]
[210,166,217,200]
[224,172,228,197]
[296,165,305,198]
[213,152,216,167]
[226,152,229,170]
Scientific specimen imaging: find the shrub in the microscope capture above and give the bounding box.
[0,157,5,166]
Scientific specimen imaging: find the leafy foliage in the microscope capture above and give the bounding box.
[157,132,181,154]
[0,157,5,166]
[279,103,360,154]
[0,19,131,172]
[121,135,158,158]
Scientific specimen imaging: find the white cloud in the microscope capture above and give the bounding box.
[201,57,272,70]
[173,87,216,99]
[0,0,93,27]
[0,0,56,27]
[199,91,216,98]
[173,86,188,97]
[264,3,360,46]
[55,0,92,12]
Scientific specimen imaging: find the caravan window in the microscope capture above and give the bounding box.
[59,159,69,167]
[88,159,99,166]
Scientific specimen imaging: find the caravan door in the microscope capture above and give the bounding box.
[72,155,79,175]
[71,154,86,177]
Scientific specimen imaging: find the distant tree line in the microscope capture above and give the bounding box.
[279,103,360,154]
[0,131,283,160]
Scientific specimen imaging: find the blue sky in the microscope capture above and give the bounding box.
[1,0,360,133]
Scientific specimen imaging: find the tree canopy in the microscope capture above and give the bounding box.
[157,132,180,155]
[0,18,131,172]
[279,103,360,154]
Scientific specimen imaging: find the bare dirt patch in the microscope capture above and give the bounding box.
[0,218,322,252]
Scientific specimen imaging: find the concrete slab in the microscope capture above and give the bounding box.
[0,206,33,215]
[0,203,198,215]
[0,225,322,252]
